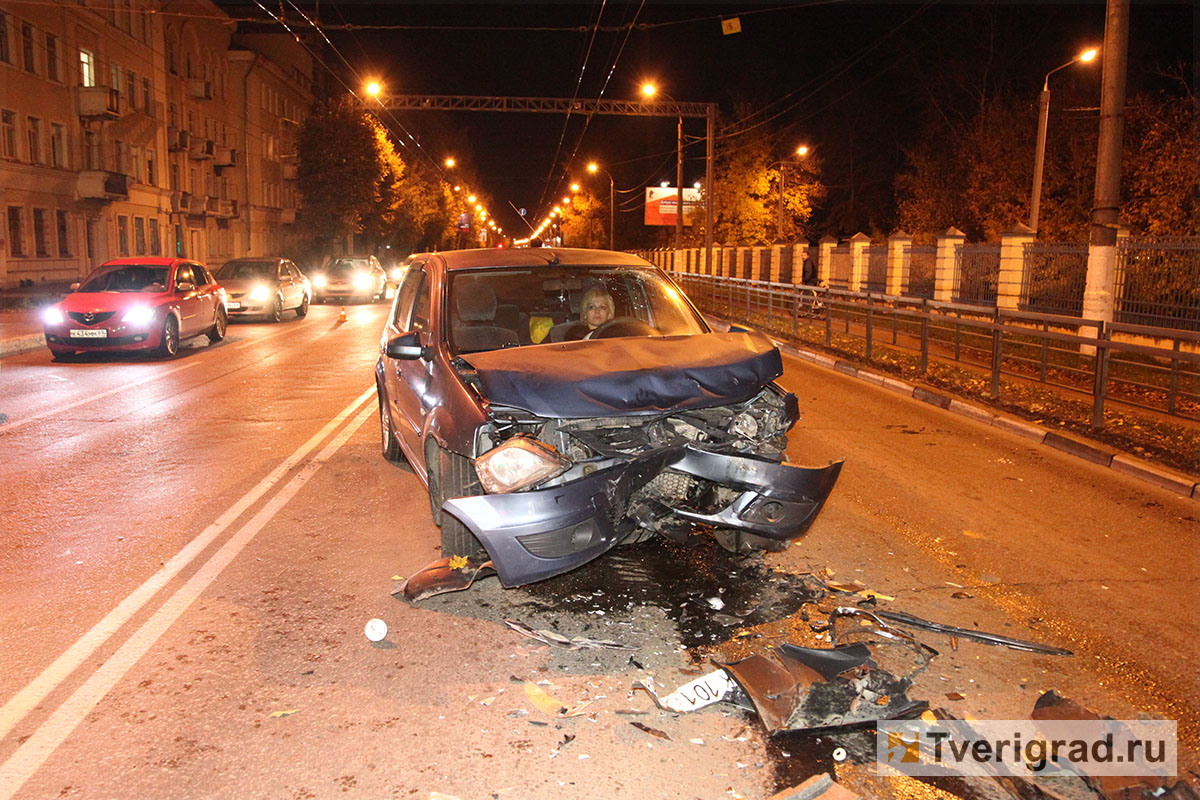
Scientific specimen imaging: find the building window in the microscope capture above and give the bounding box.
[0,11,10,64]
[50,123,65,168]
[7,207,25,256]
[83,130,100,170]
[56,210,71,256]
[110,64,122,100]
[79,48,95,87]
[126,70,136,110]
[142,77,152,115]
[32,208,49,257]
[146,148,156,185]
[21,23,35,73]
[134,217,146,254]
[130,147,141,182]
[114,139,125,173]
[1,110,15,159]
[149,218,161,255]
[26,117,41,164]
[46,34,58,81]
[165,36,176,75]
[117,215,129,256]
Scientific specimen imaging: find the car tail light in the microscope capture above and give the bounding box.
[473,435,570,494]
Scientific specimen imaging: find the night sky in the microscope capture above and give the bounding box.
[229,1,1196,240]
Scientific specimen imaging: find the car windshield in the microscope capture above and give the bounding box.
[329,259,368,276]
[217,260,276,280]
[447,266,706,354]
[78,265,170,293]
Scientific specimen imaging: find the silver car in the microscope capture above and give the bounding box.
[214,258,311,322]
[312,255,387,303]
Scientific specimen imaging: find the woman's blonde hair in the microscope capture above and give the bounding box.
[580,286,614,319]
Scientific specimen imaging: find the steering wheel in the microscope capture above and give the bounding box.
[588,316,660,339]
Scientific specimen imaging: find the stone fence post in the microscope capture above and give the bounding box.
[935,227,965,303]
[848,232,871,292]
[997,224,1035,311]
[818,235,837,286]
[887,231,911,296]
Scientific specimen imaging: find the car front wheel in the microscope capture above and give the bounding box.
[270,296,283,323]
[429,441,486,559]
[296,294,309,318]
[157,315,179,357]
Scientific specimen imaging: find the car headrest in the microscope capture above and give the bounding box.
[456,281,497,322]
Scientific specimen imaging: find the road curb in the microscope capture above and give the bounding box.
[766,331,1199,501]
[0,333,45,358]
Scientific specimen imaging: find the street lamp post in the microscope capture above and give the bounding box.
[643,83,685,251]
[774,145,810,242]
[1029,48,1098,234]
[587,162,614,249]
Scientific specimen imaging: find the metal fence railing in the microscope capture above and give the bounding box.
[1022,241,1089,317]
[670,271,1200,434]
[904,245,936,299]
[865,245,887,293]
[1115,237,1200,331]
[954,243,1000,306]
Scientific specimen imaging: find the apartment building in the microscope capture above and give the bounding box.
[0,1,313,288]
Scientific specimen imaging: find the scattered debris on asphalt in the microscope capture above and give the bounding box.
[395,556,496,601]
[630,721,671,740]
[503,618,638,651]
[874,609,1074,655]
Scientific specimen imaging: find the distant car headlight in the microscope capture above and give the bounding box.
[390,267,404,281]
[248,285,270,302]
[43,307,65,325]
[122,306,156,325]
[473,435,571,494]
[353,272,372,290]
[312,274,326,288]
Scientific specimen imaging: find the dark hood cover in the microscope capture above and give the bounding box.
[461,331,783,418]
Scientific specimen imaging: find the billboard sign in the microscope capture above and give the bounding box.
[645,187,701,226]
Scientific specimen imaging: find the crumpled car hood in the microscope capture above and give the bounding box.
[461,331,784,418]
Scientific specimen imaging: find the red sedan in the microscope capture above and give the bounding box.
[43,258,228,360]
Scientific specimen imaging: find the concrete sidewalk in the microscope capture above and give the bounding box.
[0,310,47,357]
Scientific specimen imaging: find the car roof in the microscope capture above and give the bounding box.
[100,257,188,267]
[433,248,655,272]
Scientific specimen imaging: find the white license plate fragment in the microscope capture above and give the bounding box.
[227,302,242,310]
[69,329,108,338]
[660,669,735,712]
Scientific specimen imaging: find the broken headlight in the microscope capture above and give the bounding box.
[474,434,571,494]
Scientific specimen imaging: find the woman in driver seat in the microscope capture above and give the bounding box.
[565,286,614,340]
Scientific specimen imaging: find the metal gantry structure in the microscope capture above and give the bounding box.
[377,94,717,262]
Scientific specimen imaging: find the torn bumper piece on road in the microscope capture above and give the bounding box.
[442,443,843,587]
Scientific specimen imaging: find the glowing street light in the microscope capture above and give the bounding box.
[1029,47,1100,233]
[587,162,615,249]
[365,81,382,98]
[640,83,657,98]
[444,157,456,168]
[774,145,812,242]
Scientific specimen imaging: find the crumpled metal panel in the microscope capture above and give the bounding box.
[460,331,783,418]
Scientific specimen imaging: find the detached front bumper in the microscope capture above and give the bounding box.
[442,444,843,587]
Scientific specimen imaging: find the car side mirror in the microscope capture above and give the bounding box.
[176,281,196,293]
[727,324,751,333]
[385,331,425,360]
[69,282,80,292]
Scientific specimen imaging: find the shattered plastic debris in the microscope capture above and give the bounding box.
[875,609,1073,655]
[630,721,671,740]
[395,556,497,601]
[522,681,598,718]
[268,709,299,718]
[503,619,638,651]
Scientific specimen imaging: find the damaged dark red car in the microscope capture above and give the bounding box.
[375,248,842,587]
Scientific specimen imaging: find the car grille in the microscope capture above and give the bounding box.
[566,426,652,457]
[67,311,116,325]
[47,334,146,347]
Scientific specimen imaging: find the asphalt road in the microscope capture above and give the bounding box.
[0,303,1195,799]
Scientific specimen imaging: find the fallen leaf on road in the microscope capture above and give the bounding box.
[951,591,974,599]
[269,709,299,718]
[630,721,671,740]
[524,681,567,716]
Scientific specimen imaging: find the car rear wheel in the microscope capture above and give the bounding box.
[270,296,283,323]
[157,315,179,357]
[208,308,227,343]
[379,392,405,463]
[295,294,309,318]
[429,441,487,559]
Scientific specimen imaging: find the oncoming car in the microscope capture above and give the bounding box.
[311,255,386,303]
[214,257,311,321]
[376,249,843,588]
[43,258,227,360]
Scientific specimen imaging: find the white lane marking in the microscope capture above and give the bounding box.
[0,323,309,434]
[0,399,376,799]
[0,385,375,745]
